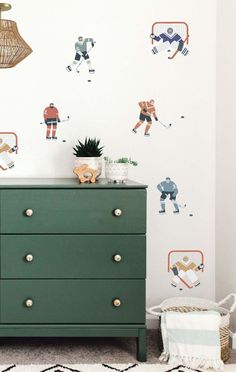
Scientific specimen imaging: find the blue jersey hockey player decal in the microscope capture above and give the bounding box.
[157,177,186,214]
[150,26,189,59]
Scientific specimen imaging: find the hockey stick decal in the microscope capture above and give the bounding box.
[158,119,172,128]
[40,116,70,125]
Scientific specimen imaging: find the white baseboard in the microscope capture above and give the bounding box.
[230,331,236,349]
[146,314,159,329]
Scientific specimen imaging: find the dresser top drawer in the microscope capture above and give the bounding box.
[0,189,146,234]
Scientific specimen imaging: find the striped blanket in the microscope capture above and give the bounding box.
[159,310,224,370]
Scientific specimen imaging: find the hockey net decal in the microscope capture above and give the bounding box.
[151,21,189,45]
[168,250,204,272]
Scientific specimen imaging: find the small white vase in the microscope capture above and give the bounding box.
[105,163,129,183]
[74,157,102,178]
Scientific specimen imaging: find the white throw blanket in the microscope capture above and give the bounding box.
[159,310,224,370]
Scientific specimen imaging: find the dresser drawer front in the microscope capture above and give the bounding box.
[0,190,146,234]
[1,235,146,279]
[1,280,145,324]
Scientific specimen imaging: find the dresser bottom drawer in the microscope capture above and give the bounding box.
[1,280,145,324]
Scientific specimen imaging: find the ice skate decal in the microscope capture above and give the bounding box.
[0,132,18,171]
[150,21,189,59]
[40,103,70,141]
[168,250,204,290]
[66,36,96,80]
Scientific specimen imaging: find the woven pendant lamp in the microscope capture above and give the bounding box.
[0,3,32,68]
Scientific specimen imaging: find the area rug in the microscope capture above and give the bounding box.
[0,364,236,372]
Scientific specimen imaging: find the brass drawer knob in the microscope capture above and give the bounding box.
[113,254,122,262]
[113,208,122,217]
[25,299,33,308]
[113,298,121,307]
[25,254,34,262]
[25,209,33,217]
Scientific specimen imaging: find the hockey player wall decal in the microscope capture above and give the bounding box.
[66,36,95,75]
[168,250,204,289]
[157,177,186,214]
[0,132,18,171]
[41,103,70,140]
[150,22,189,59]
[132,100,158,136]
[132,100,172,136]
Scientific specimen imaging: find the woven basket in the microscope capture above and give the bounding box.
[147,294,236,362]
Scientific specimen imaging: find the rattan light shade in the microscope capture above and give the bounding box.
[0,19,32,68]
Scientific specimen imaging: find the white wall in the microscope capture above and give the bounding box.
[0,0,216,307]
[216,0,236,331]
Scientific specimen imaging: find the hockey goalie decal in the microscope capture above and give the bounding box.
[150,22,189,59]
[66,36,95,80]
[168,250,205,290]
[0,132,18,171]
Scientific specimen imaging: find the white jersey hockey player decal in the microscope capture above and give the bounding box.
[66,36,96,75]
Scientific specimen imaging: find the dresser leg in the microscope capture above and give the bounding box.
[137,328,147,362]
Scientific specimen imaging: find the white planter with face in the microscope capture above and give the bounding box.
[105,163,129,183]
[74,157,102,178]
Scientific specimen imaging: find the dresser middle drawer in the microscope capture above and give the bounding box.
[1,235,146,279]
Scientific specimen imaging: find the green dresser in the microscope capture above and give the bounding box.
[0,178,147,361]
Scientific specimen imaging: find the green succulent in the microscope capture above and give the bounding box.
[104,156,138,166]
[73,137,104,157]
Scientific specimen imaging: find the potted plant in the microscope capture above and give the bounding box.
[73,137,104,178]
[104,157,138,183]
